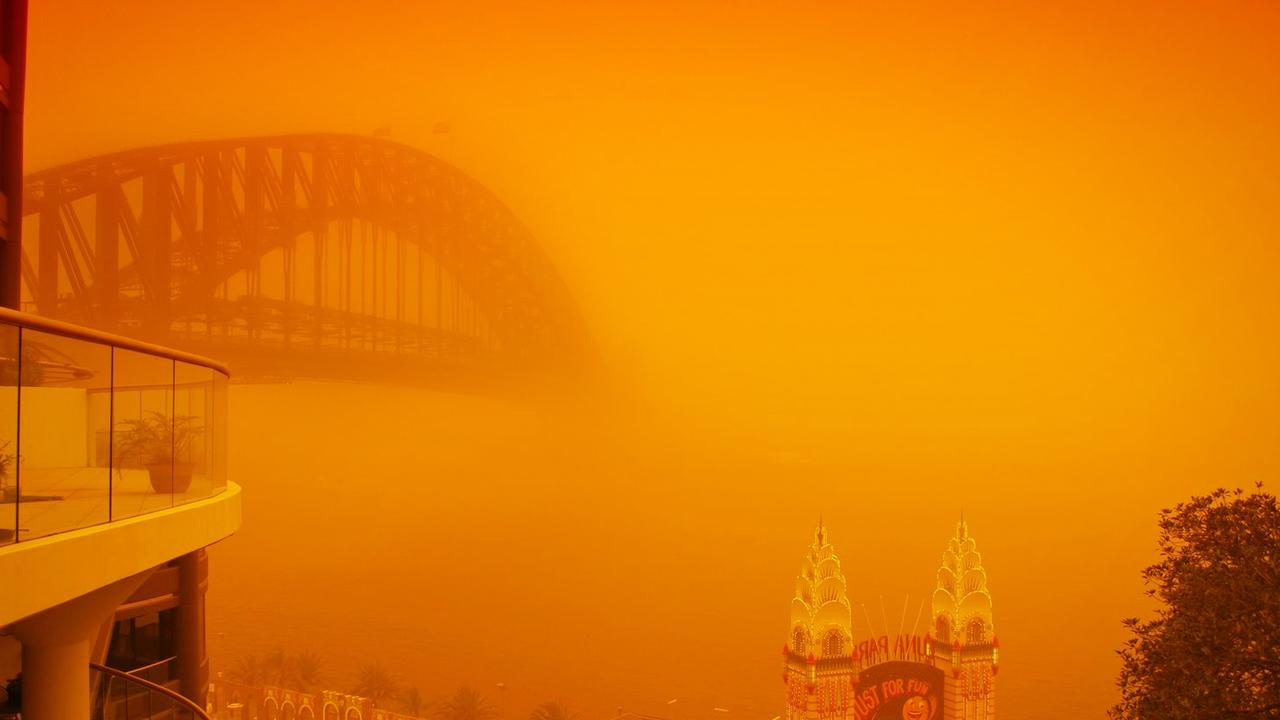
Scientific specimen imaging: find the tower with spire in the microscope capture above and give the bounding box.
[783,522,855,720]
[931,517,998,720]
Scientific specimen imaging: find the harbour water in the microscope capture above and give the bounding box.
[206,380,1210,720]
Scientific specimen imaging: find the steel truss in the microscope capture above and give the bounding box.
[22,134,589,383]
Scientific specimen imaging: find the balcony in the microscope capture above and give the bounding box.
[0,308,240,720]
[92,661,211,719]
[0,307,228,544]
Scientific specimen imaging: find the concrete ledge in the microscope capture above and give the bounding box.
[0,482,241,628]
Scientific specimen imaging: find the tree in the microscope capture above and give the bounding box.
[226,654,264,687]
[292,650,325,694]
[436,687,496,720]
[400,685,428,716]
[353,663,400,706]
[529,701,578,720]
[262,646,291,687]
[1111,485,1280,719]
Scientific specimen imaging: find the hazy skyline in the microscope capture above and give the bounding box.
[20,2,1280,719]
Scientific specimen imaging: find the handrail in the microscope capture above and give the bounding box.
[91,661,212,719]
[0,306,230,376]
[124,655,178,677]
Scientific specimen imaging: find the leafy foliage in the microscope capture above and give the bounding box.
[0,440,16,479]
[0,439,18,497]
[226,648,324,693]
[436,686,497,720]
[529,701,578,720]
[113,412,204,469]
[262,647,290,687]
[1111,485,1280,719]
[400,685,429,716]
[352,663,400,706]
[226,654,264,687]
[292,649,325,693]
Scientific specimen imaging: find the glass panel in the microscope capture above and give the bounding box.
[0,322,16,544]
[174,362,214,504]
[17,328,112,540]
[212,369,228,493]
[111,348,176,520]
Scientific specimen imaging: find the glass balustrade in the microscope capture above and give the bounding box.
[91,662,211,720]
[0,312,229,545]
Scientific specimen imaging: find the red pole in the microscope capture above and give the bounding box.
[1,0,29,309]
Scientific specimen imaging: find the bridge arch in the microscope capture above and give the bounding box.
[22,134,589,384]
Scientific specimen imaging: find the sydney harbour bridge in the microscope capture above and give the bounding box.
[20,134,591,388]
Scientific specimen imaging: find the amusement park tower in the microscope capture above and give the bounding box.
[782,520,999,720]
[783,523,856,720]
[931,519,999,720]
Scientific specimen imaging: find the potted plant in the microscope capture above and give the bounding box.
[0,440,17,503]
[114,412,205,493]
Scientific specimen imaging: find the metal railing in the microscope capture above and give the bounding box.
[91,662,211,720]
[0,307,229,545]
[119,656,179,689]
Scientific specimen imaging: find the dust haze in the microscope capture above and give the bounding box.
[25,2,1280,719]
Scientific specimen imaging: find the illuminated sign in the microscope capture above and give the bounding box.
[854,634,933,668]
[852,661,944,720]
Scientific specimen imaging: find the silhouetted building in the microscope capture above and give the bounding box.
[783,522,999,720]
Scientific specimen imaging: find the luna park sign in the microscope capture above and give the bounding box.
[852,661,944,720]
[853,633,934,668]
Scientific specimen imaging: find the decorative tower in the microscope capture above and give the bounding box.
[784,523,855,720]
[931,518,998,720]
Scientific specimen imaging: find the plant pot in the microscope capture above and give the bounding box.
[146,462,195,494]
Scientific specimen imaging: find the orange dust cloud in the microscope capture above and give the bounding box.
[21,2,1280,720]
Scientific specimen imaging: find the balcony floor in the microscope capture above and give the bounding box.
[1,468,217,543]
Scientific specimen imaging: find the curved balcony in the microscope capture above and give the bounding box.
[0,307,239,632]
[0,307,229,545]
[91,661,212,720]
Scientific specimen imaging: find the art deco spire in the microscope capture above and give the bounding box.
[789,522,853,659]
[931,517,994,646]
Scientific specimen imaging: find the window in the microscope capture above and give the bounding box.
[822,630,844,657]
[107,609,177,676]
[792,627,807,655]
[966,617,985,644]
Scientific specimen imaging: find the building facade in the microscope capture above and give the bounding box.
[783,521,998,720]
[208,679,429,720]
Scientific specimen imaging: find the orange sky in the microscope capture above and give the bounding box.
[23,1,1280,718]
[28,0,1280,434]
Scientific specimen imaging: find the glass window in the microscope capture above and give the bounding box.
[17,328,112,540]
[212,367,228,493]
[174,362,214,504]
[106,608,177,676]
[111,348,176,519]
[0,322,16,544]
